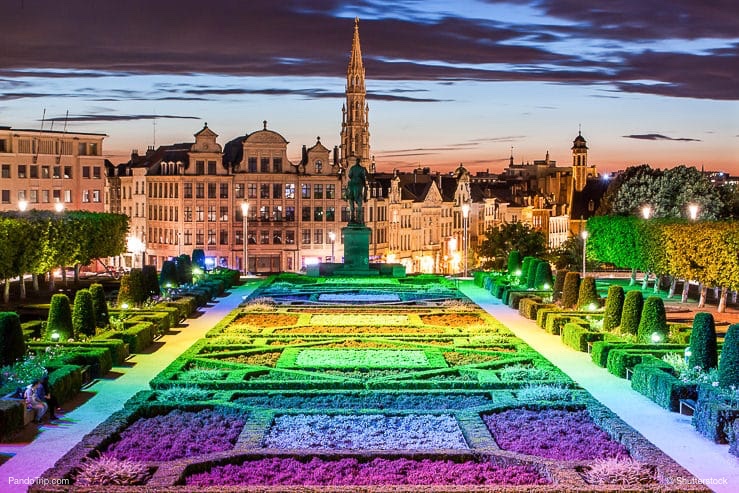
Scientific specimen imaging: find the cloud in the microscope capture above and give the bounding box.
[622,133,701,142]
[45,113,200,123]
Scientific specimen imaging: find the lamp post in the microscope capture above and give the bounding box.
[328,231,336,263]
[462,203,470,278]
[241,202,249,275]
[581,230,588,277]
[688,203,699,221]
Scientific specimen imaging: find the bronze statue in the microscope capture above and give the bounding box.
[345,158,367,224]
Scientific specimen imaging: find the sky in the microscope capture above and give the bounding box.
[0,0,737,175]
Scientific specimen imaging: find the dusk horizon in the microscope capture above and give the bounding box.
[1,0,737,175]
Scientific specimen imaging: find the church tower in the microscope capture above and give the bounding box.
[340,18,370,169]
[571,129,588,192]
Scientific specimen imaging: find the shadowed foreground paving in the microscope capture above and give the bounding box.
[461,282,739,493]
[0,283,259,493]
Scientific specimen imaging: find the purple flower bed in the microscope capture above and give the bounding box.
[186,457,549,486]
[106,409,246,461]
[483,408,628,460]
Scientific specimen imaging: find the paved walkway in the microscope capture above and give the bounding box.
[0,282,259,492]
[461,281,739,493]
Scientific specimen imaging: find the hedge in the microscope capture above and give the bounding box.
[507,292,540,310]
[602,285,624,332]
[536,307,561,329]
[637,296,667,344]
[89,283,109,328]
[526,259,541,289]
[719,323,739,388]
[507,250,521,275]
[72,289,96,338]
[46,364,84,405]
[21,319,44,339]
[160,260,179,288]
[519,300,554,321]
[546,314,587,336]
[0,398,24,440]
[98,322,155,354]
[620,290,644,336]
[534,262,553,290]
[606,348,682,379]
[693,384,739,444]
[591,341,685,368]
[630,360,696,412]
[46,293,73,340]
[0,312,25,365]
[552,270,567,302]
[689,312,718,371]
[562,323,609,352]
[576,276,599,309]
[561,272,580,309]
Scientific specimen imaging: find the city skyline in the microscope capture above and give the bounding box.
[1,0,737,174]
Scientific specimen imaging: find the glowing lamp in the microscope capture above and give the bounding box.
[651,332,663,343]
[542,283,550,290]
[50,331,60,342]
[588,303,597,311]
[121,302,129,310]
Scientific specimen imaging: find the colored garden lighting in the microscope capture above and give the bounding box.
[641,205,652,219]
[328,231,336,263]
[54,201,64,213]
[688,203,699,221]
[684,347,692,365]
[650,332,662,343]
[543,283,550,290]
[588,302,597,311]
[121,302,129,310]
[515,269,522,277]
[50,331,60,342]
[18,199,28,212]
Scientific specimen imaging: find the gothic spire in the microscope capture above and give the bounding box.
[341,17,370,168]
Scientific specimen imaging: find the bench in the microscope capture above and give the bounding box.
[679,398,697,416]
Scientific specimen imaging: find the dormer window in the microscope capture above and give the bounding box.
[315,160,323,174]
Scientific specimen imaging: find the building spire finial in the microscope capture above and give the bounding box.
[263,120,267,130]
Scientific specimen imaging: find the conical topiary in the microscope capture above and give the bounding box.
[142,265,160,298]
[637,296,667,343]
[192,249,206,269]
[47,293,73,340]
[620,290,644,336]
[561,272,581,309]
[72,289,96,338]
[0,312,25,366]
[552,270,567,302]
[526,259,541,288]
[159,260,179,288]
[688,312,718,370]
[89,283,108,327]
[534,262,554,290]
[577,277,599,310]
[602,285,625,332]
[718,323,739,388]
[117,269,146,306]
[507,250,521,276]
[177,254,192,284]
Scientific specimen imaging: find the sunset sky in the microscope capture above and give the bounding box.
[1,0,737,174]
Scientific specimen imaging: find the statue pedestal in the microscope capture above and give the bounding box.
[336,224,378,276]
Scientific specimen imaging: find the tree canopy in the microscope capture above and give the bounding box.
[477,222,547,270]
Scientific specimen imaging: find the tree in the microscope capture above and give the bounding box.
[507,250,521,276]
[637,296,667,343]
[534,262,553,290]
[586,216,642,284]
[602,285,625,332]
[552,270,567,302]
[477,223,546,270]
[118,269,146,306]
[72,289,96,338]
[192,249,206,270]
[561,272,581,309]
[598,164,662,216]
[719,324,739,388]
[176,254,192,284]
[47,293,73,340]
[160,260,179,288]
[0,312,25,365]
[688,312,718,371]
[549,236,581,271]
[142,265,160,299]
[520,257,535,283]
[526,259,541,289]
[577,277,599,309]
[620,290,643,336]
[89,283,108,328]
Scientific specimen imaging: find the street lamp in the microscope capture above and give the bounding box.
[18,199,28,212]
[641,205,652,220]
[241,202,250,275]
[581,230,588,277]
[328,231,336,263]
[688,203,699,221]
[462,203,470,278]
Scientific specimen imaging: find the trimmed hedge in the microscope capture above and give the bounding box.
[576,276,599,309]
[693,384,739,444]
[507,292,540,310]
[72,289,96,338]
[0,398,24,440]
[602,285,624,332]
[545,314,588,336]
[99,321,155,354]
[142,264,160,298]
[552,270,566,302]
[561,272,580,309]
[46,364,84,404]
[591,341,685,368]
[47,293,73,340]
[165,296,198,320]
[0,312,25,365]
[606,348,682,379]
[562,323,608,352]
[89,283,109,328]
[536,307,561,329]
[160,260,179,288]
[719,323,739,388]
[519,300,554,321]
[21,320,44,339]
[689,312,718,371]
[620,290,644,336]
[507,250,521,276]
[637,296,667,344]
[525,259,541,289]
[534,262,553,290]
[631,359,696,412]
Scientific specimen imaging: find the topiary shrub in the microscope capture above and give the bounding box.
[689,312,718,371]
[142,265,160,298]
[73,289,96,338]
[159,260,179,288]
[619,290,644,336]
[526,259,541,288]
[602,285,625,332]
[507,250,521,276]
[637,296,667,343]
[177,254,192,284]
[89,283,108,328]
[534,262,553,291]
[117,269,146,306]
[552,270,567,302]
[0,312,25,365]
[577,277,599,310]
[719,323,739,388]
[47,293,73,340]
[192,249,206,269]
[561,272,581,309]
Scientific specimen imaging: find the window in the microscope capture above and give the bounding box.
[272,205,282,221]
[326,184,336,199]
[17,165,26,178]
[220,183,229,199]
[53,189,61,202]
[184,183,193,198]
[341,206,350,222]
[248,183,257,198]
[78,143,87,155]
[315,160,322,174]
[301,184,310,198]
[207,229,216,245]
[220,206,228,221]
[260,230,269,244]
[220,229,228,244]
[273,231,282,244]
[184,230,192,245]
[273,157,282,173]
[1,164,10,178]
[82,166,90,178]
[285,183,295,199]
[196,229,204,245]
[234,183,244,199]
[302,229,311,244]
[30,166,38,179]
[196,205,204,222]
[64,190,71,203]
[314,206,323,221]
[64,166,72,178]
[207,205,216,222]
[184,206,192,222]
[326,206,335,221]
[195,161,205,174]
[42,166,50,178]
[82,190,90,202]
[285,206,295,221]
[93,167,101,179]
[31,190,39,203]
[314,184,323,199]
[92,190,101,202]
[273,183,281,199]
[89,143,98,156]
[207,161,217,175]
[314,229,323,244]
[17,190,26,200]
[260,184,269,199]
[234,229,243,245]
[1,190,9,203]
[196,183,204,198]
[260,157,270,172]
[302,206,311,221]
[208,183,216,199]
[248,232,256,244]
[248,157,257,172]
[260,205,269,220]
[285,230,295,244]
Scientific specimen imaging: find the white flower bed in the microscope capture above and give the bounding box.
[310,314,409,326]
[262,414,468,450]
[294,349,430,368]
[317,294,401,302]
